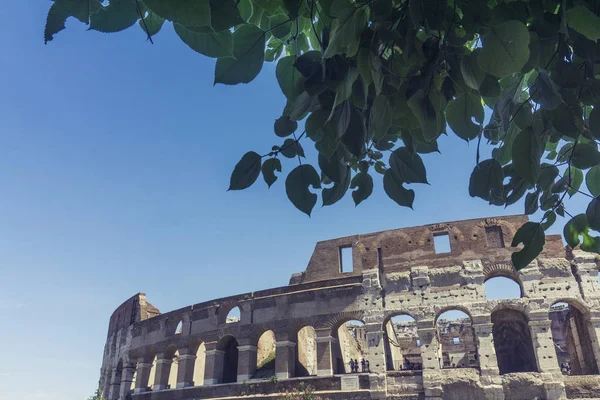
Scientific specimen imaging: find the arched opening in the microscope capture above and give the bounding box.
[333,320,368,374]
[148,355,157,390]
[218,335,239,383]
[491,308,537,374]
[550,302,599,375]
[484,276,522,300]
[193,342,206,386]
[436,310,478,369]
[175,320,183,334]
[255,330,276,379]
[226,306,241,324]
[167,350,179,389]
[384,314,422,371]
[112,360,123,399]
[295,326,317,377]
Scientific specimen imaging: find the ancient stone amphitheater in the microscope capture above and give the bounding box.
[99,215,600,400]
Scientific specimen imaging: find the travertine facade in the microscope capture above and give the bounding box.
[99,215,600,400]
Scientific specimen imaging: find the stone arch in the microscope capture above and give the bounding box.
[435,309,478,369]
[255,330,276,377]
[483,261,521,283]
[323,311,365,334]
[383,313,422,371]
[484,274,523,300]
[221,304,242,325]
[549,300,599,375]
[217,335,239,383]
[331,317,367,374]
[434,306,473,323]
[166,318,184,336]
[491,307,537,374]
[294,325,317,377]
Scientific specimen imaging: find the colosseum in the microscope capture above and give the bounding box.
[99,215,600,400]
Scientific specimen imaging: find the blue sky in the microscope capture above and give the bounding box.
[0,2,592,400]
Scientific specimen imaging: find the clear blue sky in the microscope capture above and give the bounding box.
[0,2,591,400]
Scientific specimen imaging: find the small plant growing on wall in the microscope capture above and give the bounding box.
[280,383,327,400]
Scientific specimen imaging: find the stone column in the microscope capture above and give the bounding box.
[418,323,443,400]
[529,313,565,400]
[586,315,600,373]
[472,317,504,400]
[315,328,336,376]
[176,348,198,388]
[275,340,296,379]
[119,361,136,399]
[108,368,120,400]
[133,360,153,393]
[203,342,225,385]
[364,323,386,374]
[237,339,258,382]
[152,354,173,391]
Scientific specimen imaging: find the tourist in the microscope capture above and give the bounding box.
[354,359,359,373]
[361,358,366,372]
[366,359,370,373]
[349,359,355,373]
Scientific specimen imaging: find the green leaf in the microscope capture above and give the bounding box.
[478,20,530,77]
[512,127,542,185]
[589,107,600,140]
[350,172,373,206]
[332,67,359,110]
[566,5,600,41]
[261,158,282,188]
[469,159,504,203]
[446,93,484,141]
[541,211,556,231]
[567,167,584,197]
[318,153,348,184]
[269,14,292,39]
[369,95,393,140]
[383,170,415,209]
[572,143,600,170]
[89,0,139,33]
[209,0,244,31]
[323,7,369,58]
[288,91,318,121]
[389,147,428,184]
[305,109,327,142]
[214,25,265,85]
[342,105,367,157]
[525,191,539,215]
[564,214,600,252]
[140,11,165,37]
[295,51,322,77]
[276,56,302,101]
[407,89,443,142]
[229,151,262,190]
[535,69,563,110]
[323,168,351,206]
[587,197,600,231]
[44,0,98,43]
[274,116,297,137]
[285,164,321,216]
[281,138,303,158]
[549,104,583,138]
[174,24,232,58]
[511,222,545,270]
[587,166,600,197]
[144,0,210,26]
[538,164,559,190]
[460,50,486,90]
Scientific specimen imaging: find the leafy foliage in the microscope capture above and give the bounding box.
[46,0,600,269]
[87,389,106,400]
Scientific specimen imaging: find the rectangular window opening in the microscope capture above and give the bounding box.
[340,246,353,273]
[433,233,451,254]
[453,337,460,345]
[485,226,505,248]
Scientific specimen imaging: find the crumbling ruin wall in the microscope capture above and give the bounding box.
[99,215,600,400]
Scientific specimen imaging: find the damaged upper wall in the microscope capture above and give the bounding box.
[107,293,161,338]
[294,215,566,284]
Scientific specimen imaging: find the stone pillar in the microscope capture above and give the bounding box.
[586,316,600,373]
[152,354,173,391]
[418,324,442,400]
[108,368,120,400]
[364,323,386,374]
[315,328,336,376]
[529,313,565,400]
[119,362,136,399]
[237,339,258,382]
[275,340,296,379]
[472,318,504,400]
[176,348,197,388]
[203,342,225,385]
[133,360,153,393]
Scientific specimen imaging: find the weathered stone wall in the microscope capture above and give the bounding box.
[99,215,600,400]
